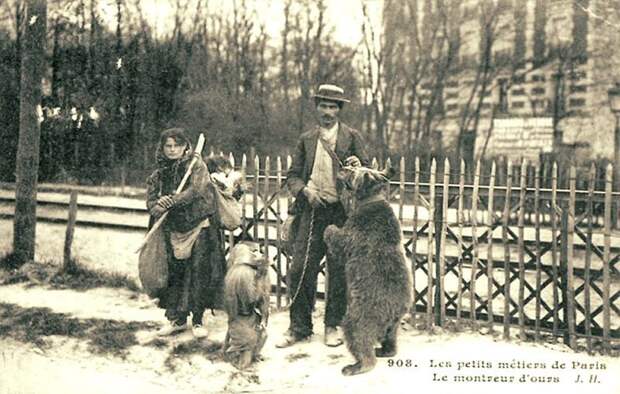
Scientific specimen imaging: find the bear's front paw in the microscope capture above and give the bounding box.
[323,224,339,241]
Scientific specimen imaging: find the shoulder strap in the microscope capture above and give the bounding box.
[318,137,343,168]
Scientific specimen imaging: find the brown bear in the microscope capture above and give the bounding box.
[223,241,270,370]
[324,166,413,376]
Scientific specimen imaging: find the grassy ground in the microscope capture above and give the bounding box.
[0,255,139,292]
[0,302,157,358]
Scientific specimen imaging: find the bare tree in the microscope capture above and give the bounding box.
[280,0,292,107]
[361,0,401,160]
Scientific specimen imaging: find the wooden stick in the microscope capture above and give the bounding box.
[135,133,205,253]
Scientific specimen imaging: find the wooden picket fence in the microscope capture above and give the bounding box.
[220,153,619,354]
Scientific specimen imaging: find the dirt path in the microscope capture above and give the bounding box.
[0,282,618,394]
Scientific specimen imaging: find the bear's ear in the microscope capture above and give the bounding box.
[353,170,372,198]
[380,166,396,180]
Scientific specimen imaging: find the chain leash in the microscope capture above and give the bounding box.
[288,208,315,308]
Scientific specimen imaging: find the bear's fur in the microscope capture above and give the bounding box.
[223,241,270,370]
[324,166,413,376]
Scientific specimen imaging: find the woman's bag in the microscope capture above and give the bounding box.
[281,200,302,254]
[281,214,297,244]
[138,224,169,298]
[213,186,242,231]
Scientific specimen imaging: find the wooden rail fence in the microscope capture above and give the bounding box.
[224,153,619,354]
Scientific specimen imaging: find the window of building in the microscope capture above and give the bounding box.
[569,98,585,107]
[512,74,525,84]
[532,99,546,109]
[445,80,458,88]
[463,6,476,19]
[446,104,458,112]
[445,92,459,99]
[551,16,567,24]
[512,101,525,109]
[575,55,588,65]
[532,74,546,82]
[570,85,587,93]
[512,88,526,96]
[532,87,545,95]
[570,71,586,80]
[498,80,508,113]
[497,0,512,13]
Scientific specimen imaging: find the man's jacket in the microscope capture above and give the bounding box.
[286,122,369,211]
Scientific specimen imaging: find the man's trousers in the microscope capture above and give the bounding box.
[287,202,347,338]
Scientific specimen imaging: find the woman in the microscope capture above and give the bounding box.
[146,127,226,338]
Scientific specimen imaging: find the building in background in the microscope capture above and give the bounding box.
[382,0,620,163]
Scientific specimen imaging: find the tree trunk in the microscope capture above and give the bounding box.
[13,0,47,265]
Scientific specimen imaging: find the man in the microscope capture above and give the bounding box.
[277,84,369,348]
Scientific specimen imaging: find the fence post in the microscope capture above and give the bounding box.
[565,167,577,349]
[470,160,481,329]
[559,204,570,347]
[486,161,497,333]
[436,159,449,327]
[241,154,248,239]
[433,164,444,327]
[603,164,612,353]
[426,159,436,331]
[276,157,283,309]
[264,157,271,302]
[502,160,513,340]
[253,156,260,241]
[411,157,420,323]
[249,147,256,173]
[62,191,79,273]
